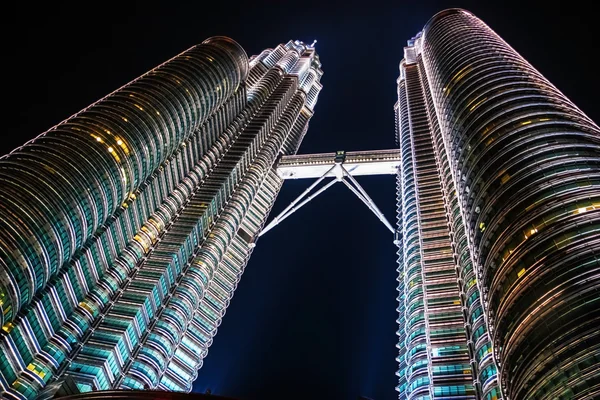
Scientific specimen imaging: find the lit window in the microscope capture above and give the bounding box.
[2,322,14,333]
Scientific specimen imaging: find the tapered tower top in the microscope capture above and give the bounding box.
[423,8,476,32]
[202,36,249,82]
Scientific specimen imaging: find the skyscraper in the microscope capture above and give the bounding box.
[0,37,322,399]
[395,9,599,400]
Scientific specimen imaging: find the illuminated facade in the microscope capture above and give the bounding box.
[0,37,322,399]
[395,9,600,400]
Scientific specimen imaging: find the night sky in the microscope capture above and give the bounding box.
[4,1,599,399]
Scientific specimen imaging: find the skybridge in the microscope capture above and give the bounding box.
[259,149,401,240]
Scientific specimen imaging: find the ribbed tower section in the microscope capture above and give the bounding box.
[397,44,493,400]
[398,8,600,400]
[0,38,322,399]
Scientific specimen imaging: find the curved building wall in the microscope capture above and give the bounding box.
[0,38,249,400]
[417,59,500,400]
[0,38,247,326]
[0,37,322,400]
[420,9,600,400]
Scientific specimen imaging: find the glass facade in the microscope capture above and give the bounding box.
[396,9,599,400]
[0,38,322,399]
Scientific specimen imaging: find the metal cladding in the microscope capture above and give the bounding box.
[0,37,247,325]
[397,8,600,400]
[0,38,322,399]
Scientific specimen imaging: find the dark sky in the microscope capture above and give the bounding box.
[4,1,598,399]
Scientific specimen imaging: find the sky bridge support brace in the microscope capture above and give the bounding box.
[259,151,397,239]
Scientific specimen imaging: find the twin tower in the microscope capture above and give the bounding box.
[0,9,598,400]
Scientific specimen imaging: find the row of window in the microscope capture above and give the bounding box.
[1,63,250,400]
[422,9,600,399]
[121,68,311,391]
